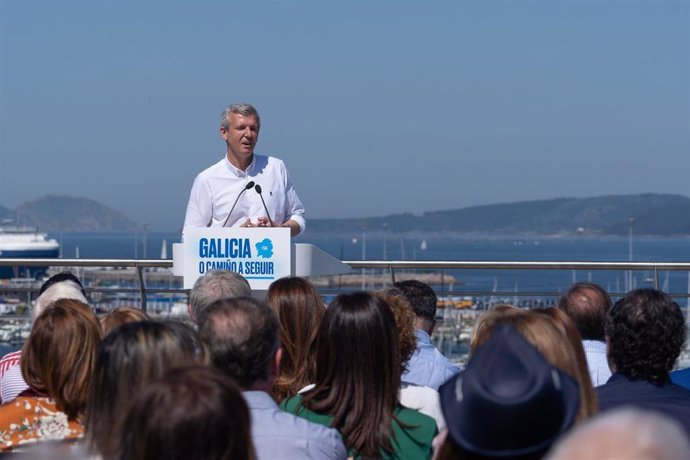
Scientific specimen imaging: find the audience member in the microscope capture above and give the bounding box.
[392,280,460,390]
[534,307,598,418]
[472,308,596,422]
[199,297,347,460]
[0,274,88,404]
[187,269,250,322]
[437,324,580,460]
[558,282,613,385]
[596,288,690,434]
[36,271,87,298]
[378,290,446,431]
[546,408,690,460]
[266,276,325,402]
[114,366,255,460]
[84,321,205,458]
[99,306,150,336]
[0,299,101,451]
[281,292,437,459]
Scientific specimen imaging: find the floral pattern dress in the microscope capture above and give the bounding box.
[0,396,84,451]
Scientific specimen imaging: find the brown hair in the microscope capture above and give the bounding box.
[266,277,324,401]
[301,292,402,457]
[471,309,597,422]
[85,321,205,457]
[116,366,255,460]
[375,291,417,371]
[21,298,101,419]
[100,307,150,336]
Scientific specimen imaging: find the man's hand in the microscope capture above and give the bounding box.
[240,217,300,236]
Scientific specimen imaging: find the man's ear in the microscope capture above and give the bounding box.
[271,347,283,377]
[187,304,196,323]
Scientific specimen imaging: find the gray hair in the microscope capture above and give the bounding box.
[32,280,88,321]
[189,270,251,322]
[546,408,690,460]
[220,103,261,130]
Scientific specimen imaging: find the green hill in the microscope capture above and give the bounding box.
[308,194,690,236]
[9,195,138,231]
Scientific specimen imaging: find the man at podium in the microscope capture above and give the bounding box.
[183,103,306,237]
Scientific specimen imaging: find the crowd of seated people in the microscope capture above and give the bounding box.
[0,270,688,459]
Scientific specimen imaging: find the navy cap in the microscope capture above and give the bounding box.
[439,324,580,458]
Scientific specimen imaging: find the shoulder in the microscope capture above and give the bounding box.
[671,368,690,390]
[257,155,288,172]
[392,405,438,451]
[396,405,438,429]
[280,394,304,412]
[195,158,228,180]
[0,351,21,371]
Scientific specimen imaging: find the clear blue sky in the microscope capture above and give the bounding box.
[1,0,688,231]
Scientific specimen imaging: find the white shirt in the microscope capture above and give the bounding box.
[400,382,446,431]
[183,154,306,235]
[582,339,612,386]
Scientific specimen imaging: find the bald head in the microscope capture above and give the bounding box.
[547,408,690,460]
[558,282,611,340]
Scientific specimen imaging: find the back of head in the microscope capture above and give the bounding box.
[38,271,86,297]
[198,297,278,389]
[376,291,417,371]
[116,366,254,460]
[85,321,204,457]
[606,288,686,382]
[266,276,324,401]
[303,291,401,458]
[21,298,101,419]
[558,282,611,340]
[472,309,595,422]
[439,324,580,460]
[546,408,690,460]
[33,279,88,321]
[392,280,437,322]
[100,307,150,336]
[188,270,251,322]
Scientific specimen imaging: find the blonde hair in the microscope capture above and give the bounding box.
[471,308,597,422]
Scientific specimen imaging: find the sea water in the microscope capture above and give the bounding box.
[53,231,690,300]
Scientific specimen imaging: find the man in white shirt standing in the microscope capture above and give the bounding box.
[184,103,305,236]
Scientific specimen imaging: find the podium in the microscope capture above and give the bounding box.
[173,227,351,290]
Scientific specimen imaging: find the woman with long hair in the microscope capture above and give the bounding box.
[0,299,101,451]
[84,321,206,458]
[266,276,325,402]
[281,291,437,459]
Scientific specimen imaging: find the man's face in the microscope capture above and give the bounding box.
[221,113,260,164]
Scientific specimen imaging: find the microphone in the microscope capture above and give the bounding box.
[254,184,275,227]
[222,181,255,227]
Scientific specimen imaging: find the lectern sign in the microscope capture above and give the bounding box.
[182,227,291,289]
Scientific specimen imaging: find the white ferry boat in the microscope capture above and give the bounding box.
[0,224,59,278]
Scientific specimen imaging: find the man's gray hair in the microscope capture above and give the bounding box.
[189,270,251,322]
[32,280,88,321]
[220,103,261,130]
[546,408,690,460]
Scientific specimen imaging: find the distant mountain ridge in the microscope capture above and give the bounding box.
[1,193,688,235]
[308,194,690,236]
[2,195,138,231]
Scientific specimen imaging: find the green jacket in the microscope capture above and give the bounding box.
[281,394,438,460]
